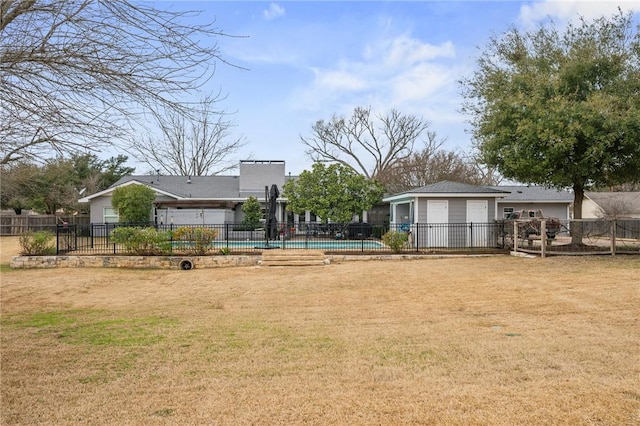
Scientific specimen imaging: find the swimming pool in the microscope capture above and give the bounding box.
[211,240,385,250]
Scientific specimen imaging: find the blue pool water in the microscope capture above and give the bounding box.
[211,240,385,250]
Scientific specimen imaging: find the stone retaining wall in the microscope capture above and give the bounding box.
[10,253,499,269]
[10,255,260,269]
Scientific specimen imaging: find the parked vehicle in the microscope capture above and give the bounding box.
[504,209,561,239]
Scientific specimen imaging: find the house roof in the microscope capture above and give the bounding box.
[404,181,510,194]
[585,192,640,213]
[111,175,244,199]
[383,181,510,202]
[492,186,573,203]
[79,174,275,203]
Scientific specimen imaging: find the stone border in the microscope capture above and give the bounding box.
[10,253,503,269]
[10,255,260,269]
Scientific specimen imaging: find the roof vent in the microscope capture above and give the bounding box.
[187,176,192,184]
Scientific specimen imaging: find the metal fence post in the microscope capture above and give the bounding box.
[56,224,60,255]
[226,223,229,251]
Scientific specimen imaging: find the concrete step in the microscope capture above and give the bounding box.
[260,250,328,267]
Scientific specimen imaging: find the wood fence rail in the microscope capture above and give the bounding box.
[0,214,90,236]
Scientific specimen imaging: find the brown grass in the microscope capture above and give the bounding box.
[1,236,639,425]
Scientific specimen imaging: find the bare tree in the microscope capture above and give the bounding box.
[595,197,634,219]
[1,0,233,165]
[377,147,498,194]
[132,97,247,176]
[301,106,435,179]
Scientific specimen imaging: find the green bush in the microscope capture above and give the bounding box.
[382,230,409,253]
[173,227,218,255]
[111,184,156,223]
[19,231,56,255]
[111,227,171,255]
[242,196,262,229]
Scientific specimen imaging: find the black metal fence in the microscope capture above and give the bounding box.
[56,222,509,255]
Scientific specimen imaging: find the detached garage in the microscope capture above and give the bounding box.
[383,181,510,249]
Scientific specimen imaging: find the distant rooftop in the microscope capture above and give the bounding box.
[402,181,509,195]
[492,186,573,202]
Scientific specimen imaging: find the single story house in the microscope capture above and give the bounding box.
[582,192,640,219]
[382,181,576,248]
[79,160,297,225]
[383,181,511,248]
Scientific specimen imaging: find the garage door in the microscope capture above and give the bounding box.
[427,200,448,247]
[467,200,488,247]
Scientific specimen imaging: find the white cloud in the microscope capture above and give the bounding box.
[519,0,639,28]
[311,68,368,92]
[382,37,455,67]
[263,3,285,21]
[390,63,456,104]
[293,35,458,115]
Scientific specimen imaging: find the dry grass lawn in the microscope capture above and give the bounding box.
[1,236,639,425]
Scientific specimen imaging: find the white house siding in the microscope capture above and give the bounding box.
[413,197,497,248]
[582,198,600,218]
[161,208,232,226]
[417,197,495,223]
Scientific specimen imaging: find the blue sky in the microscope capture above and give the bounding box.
[141,1,639,175]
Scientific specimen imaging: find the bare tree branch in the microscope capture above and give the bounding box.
[301,106,433,180]
[1,0,240,165]
[131,97,247,176]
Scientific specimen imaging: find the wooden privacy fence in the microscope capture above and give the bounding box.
[0,214,90,236]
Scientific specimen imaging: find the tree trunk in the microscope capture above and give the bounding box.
[571,184,584,245]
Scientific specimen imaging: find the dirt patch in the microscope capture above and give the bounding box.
[1,236,22,265]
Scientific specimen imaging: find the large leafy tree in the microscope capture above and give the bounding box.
[1,0,228,165]
[283,163,384,223]
[111,184,157,223]
[462,12,640,243]
[0,154,134,214]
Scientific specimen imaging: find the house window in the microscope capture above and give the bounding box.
[104,207,119,223]
[503,207,514,219]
